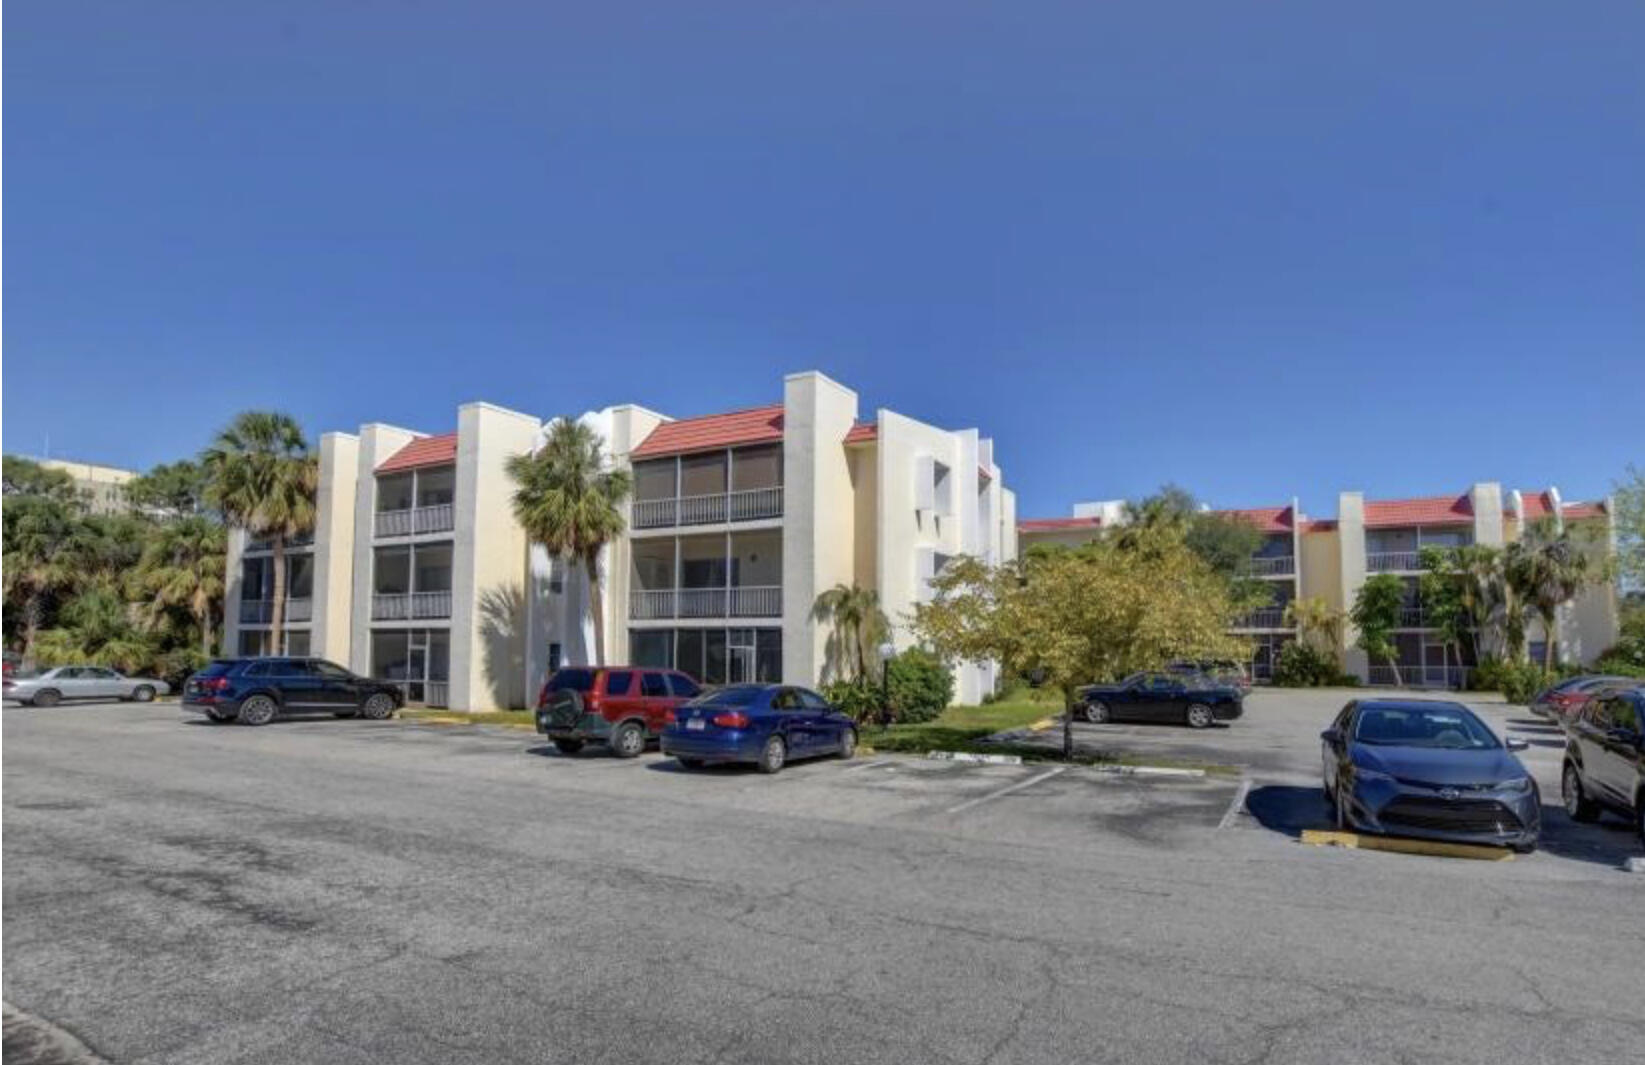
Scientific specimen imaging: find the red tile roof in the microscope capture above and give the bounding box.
[1363,494,1473,528]
[1560,501,1606,520]
[377,432,457,473]
[1215,506,1295,534]
[630,405,785,459]
[1018,516,1104,534]
[844,421,878,445]
[1304,519,1338,533]
[1516,491,1606,521]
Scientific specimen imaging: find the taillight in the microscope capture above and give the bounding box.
[206,677,231,692]
[537,684,549,709]
[665,709,678,724]
[712,711,750,728]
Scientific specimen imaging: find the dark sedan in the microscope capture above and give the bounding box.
[661,684,857,773]
[1075,671,1243,729]
[1321,698,1539,853]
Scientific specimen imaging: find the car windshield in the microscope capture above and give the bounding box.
[1354,706,1499,750]
[687,685,763,708]
[1119,673,1147,688]
[546,669,596,693]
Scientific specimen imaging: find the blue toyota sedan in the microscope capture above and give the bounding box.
[661,684,858,773]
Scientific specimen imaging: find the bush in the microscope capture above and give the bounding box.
[820,680,882,723]
[886,648,954,724]
[1468,656,1568,704]
[153,648,210,689]
[1271,643,1339,688]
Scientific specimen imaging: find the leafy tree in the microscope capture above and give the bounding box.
[2,456,80,503]
[1351,574,1406,686]
[1451,544,1505,660]
[1509,519,1601,669]
[126,460,212,515]
[1185,511,1265,582]
[506,419,630,666]
[1284,596,1344,656]
[2,495,81,663]
[914,529,1243,758]
[33,587,155,674]
[1418,546,1469,682]
[134,515,227,656]
[201,412,318,655]
[812,583,890,683]
[1614,465,1644,590]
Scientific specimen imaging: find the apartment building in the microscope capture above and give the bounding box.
[1018,483,1619,686]
[223,371,1016,710]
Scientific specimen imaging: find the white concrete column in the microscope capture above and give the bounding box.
[782,372,860,686]
[1337,492,1368,680]
[222,528,250,657]
[1470,482,1504,547]
[310,432,360,663]
[348,424,421,675]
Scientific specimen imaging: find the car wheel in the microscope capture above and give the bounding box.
[1334,783,1352,832]
[1562,764,1601,823]
[677,757,704,769]
[31,689,61,708]
[552,738,585,755]
[132,685,156,703]
[757,735,787,774]
[1185,703,1215,729]
[1511,840,1538,855]
[838,728,858,760]
[237,695,278,726]
[360,693,396,721]
[610,721,645,759]
[1082,701,1109,724]
[1322,757,1336,807]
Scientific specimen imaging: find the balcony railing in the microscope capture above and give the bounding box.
[1245,556,1296,577]
[372,590,454,620]
[628,586,782,620]
[632,486,784,530]
[238,598,312,625]
[376,504,455,538]
[1367,665,1470,689]
[1367,551,1422,573]
[245,533,315,553]
[1231,607,1288,629]
[423,682,449,709]
[1398,607,1427,628]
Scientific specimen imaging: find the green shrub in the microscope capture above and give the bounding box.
[1469,656,1568,704]
[153,648,210,690]
[1271,643,1339,688]
[821,680,882,723]
[886,648,954,723]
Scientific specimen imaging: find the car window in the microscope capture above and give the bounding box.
[1613,698,1639,733]
[797,689,832,711]
[604,671,634,695]
[1587,699,1614,729]
[243,662,272,678]
[771,689,802,711]
[1119,673,1145,689]
[641,672,668,697]
[547,669,596,693]
[272,660,313,677]
[1145,675,1177,692]
[689,686,762,708]
[86,668,118,679]
[311,661,352,679]
[667,674,701,698]
[200,660,237,677]
[54,668,81,679]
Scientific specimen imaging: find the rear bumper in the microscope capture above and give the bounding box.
[535,711,613,742]
[182,695,240,716]
[1216,702,1244,721]
[660,728,763,762]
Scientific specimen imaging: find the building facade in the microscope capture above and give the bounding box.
[223,371,1017,710]
[1018,484,1619,686]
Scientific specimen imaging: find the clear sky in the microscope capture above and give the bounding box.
[5,2,1642,522]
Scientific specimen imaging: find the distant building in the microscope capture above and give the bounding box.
[35,458,139,515]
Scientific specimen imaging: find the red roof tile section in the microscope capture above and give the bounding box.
[1363,494,1473,528]
[630,405,785,459]
[377,433,458,473]
[1515,491,1606,521]
[1215,506,1294,534]
[1018,516,1104,533]
[1560,501,1606,520]
[844,421,878,445]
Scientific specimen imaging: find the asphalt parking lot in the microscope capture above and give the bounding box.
[5,695,1644,1065]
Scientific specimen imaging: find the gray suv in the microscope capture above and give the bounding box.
[1561,686,1645,847]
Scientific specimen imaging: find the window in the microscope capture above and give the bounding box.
[1613,698,1639,733]
[641,673,669,697]
[605,671,634,695]
[312,661,352,679]
[284,631,311,657]
[731,445,782,490]
[547,643,562,672]
[797,689,831,711]
[680,452,727,497]
[272,659,312,677]
[771,689,802,711]
[244,662,272,678]
[547,669,596,693]
[1144,675,1177,692]
[86,668,118,679]
[631,630,673,669]
[632,459,677,502]
[689,685,762,708]
[667,674,701,698]
[377,473,414,512]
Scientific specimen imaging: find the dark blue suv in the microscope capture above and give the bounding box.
[183,657,403,726]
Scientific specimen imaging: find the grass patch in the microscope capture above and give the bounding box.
[400,709,537,729]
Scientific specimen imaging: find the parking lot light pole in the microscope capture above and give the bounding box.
[878,641,896,728]
[1064,689,1074,761]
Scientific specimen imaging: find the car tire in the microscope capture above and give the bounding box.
[1511,840,1538,855]
[1635,800,1644,850]
[677,757,704,769]
[1562,764,1601,823]
[1185,703,1215,729]
[132,685,156,703]
[1334,783,1352,832]
[838,727,858,760]
[757,735,787,774]
[31,689,61,708]
[360,693,396,721]
[1082,701,1109,724]
[552,738,585,755]
[1322,759,1336,808]
[610,721,645,759]
[237,695,277,726]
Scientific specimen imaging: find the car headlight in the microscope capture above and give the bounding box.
[1496,776,1533,794]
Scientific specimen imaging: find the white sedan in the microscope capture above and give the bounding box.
[3,666,170,707]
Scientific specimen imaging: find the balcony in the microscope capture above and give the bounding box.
[632,486,783,530]
[376,504,455,539]
[1232,607,1288,629]
[1366,551,1422,573]
[372,591,453,621]
[629,586,782,620]
[1244,555,1295,577]
[238,598,312,625]
[1397,607,1428,628]
[245,533,315,554]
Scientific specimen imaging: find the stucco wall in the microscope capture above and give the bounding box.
[347,424,421,675]
[311,432,360,662]
[781,372,860,686]
[1335,493,1368,679]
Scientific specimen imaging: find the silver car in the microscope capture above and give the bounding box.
[3,666,170,707]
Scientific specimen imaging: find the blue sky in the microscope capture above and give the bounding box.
[6,2,1642,521]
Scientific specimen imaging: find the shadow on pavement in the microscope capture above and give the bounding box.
[1534,805,1643,869]
[1245,785,1330,839]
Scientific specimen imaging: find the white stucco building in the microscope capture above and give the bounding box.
[223,371,1017,710]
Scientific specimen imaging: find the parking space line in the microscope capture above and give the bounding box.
[1218,779,1252,830]
[945,767,1067,815]
[840,759,896,773]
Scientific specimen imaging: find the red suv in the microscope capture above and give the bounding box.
[535,666,702,757]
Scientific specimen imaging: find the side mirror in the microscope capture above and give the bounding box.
[1320,728,1342,746]
[1505,737,1529,752]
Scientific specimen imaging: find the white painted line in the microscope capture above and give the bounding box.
[926,750,1024,765]
[1087,764,1206,779]
[1218,779,1253,830]
[946,767,1067,815]
[840,759,895,773]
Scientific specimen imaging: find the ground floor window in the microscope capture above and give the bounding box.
[628,627,781,685]
[1247,633,1293,683]
[370,628,451,706]
[285,631,311,657]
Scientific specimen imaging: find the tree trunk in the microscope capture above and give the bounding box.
[1388,653,1402,688]
[22,596,41,666]
[1062,685,1075,761]
[202,609,214,658]
[585,552,605,666]
[270,537,287,656]
[1542,612,1556,671]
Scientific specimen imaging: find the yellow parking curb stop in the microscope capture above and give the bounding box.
[1028,718,1057,733]
[1300,829,1514,862]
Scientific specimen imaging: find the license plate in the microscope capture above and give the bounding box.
[685,718,706,731]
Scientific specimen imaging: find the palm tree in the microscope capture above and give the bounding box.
[506,419,631,666]
[135,516,227,656]
[1513,521,1595,670]
[1451,544,1504,660]
[201,412,318,655]
[2,496,81,664]
[1283,596,1343,655]
[813,583,891,682]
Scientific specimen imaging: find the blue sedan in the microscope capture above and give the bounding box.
[661,684,858,773]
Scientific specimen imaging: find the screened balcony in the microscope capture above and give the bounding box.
[628,531,782,620]
[375,466,456,539]
[1365,528,1470,573]
[631,445,784,530]
[371,543,454,620]
[238,554,313,626]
